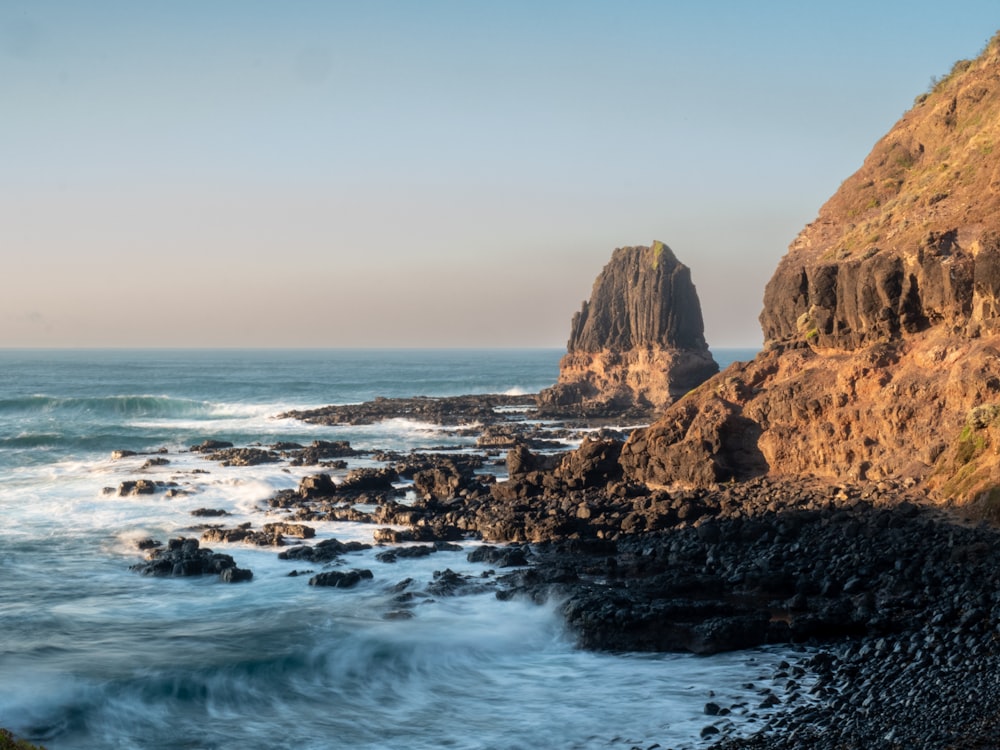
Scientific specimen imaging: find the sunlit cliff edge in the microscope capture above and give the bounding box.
[621,32,1000,517]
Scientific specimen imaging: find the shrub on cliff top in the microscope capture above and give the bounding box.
[0,729,46,750]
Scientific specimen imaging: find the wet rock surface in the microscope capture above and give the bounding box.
[275,439,362,466]
[200,522,315,547]
[262,425,1000,745]
[201,447,281,467]
[121,384,1000,747]
[308,569,373,588]
[278,393,536,426]
[130,537,252,582]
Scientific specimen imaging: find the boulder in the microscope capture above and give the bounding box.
[308,569,373,588]
[339,467,399,493]
[298,473,337,499]
[189,439,233,452]
[130,537,252,582]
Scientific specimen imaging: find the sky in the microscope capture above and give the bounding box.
[3,1,999,349]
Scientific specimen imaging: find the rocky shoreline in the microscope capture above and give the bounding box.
[115,392,1000,748]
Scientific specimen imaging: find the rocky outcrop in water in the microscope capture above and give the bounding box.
[279,394,535,426]
[537,242,718,417]
[130,537,253,582]
[621,34,1000,509]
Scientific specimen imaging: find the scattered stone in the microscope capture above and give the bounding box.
[189,440,233,452]
[278,538,372,563]
[118,479,158,496]
[203,447,279,467]
[308,569,373,588]
[467,544,529,567]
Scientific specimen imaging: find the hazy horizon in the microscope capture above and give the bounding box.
[4,2,999,349]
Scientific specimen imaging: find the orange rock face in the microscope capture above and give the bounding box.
[623,33,1000,511]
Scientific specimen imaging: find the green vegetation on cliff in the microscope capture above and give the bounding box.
[810,30,1000,268]
[0,729,46,750]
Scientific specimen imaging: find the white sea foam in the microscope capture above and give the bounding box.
[502,386,530,396]
[1,349,801,750]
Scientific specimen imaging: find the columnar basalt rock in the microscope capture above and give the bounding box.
[622,34,1000,507]
[537,242,718,417]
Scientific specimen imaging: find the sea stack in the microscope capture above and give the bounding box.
[537,241,718,417]
[621,32,1000,514]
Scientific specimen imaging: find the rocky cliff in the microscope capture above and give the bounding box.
[537,242,718,416]
[622,32,1000,513]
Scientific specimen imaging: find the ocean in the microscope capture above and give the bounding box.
[0,347,796,750]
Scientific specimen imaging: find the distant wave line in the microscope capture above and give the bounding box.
[0,395,229,419]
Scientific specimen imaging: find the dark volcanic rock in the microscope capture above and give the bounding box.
[467,544,529,567]
[189,440,234,452]
[130,537,252,582]
[339,467,399,493]
[200,522,314,547]
[308,569,373,588]
[554,437,623,488]
[379,451,487,480]
[567,242,711,353]
[486,474,1000,670]
[282,439,361,466]
[278,537,372,563]
[298,472,337,499]
[425,568,492,597]
[279,393,535,427]
[412,463,470,501]
[203,447,280,467]
[537,242,718,416]
[506,444,563,476]
[376,545,438,563]
[117,479,158,496]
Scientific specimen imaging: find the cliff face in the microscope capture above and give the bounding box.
[622,32,1000,511]
[538,242,718,416]
[567,241,709,353]
[760,34,1000,351]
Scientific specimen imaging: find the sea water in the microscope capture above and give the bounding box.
[0,348,791,750]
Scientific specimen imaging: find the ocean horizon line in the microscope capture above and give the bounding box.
[0,344,763,352]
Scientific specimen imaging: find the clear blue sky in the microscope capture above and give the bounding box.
[3,1,998,348]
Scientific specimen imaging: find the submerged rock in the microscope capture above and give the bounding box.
[308,569,373,588]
